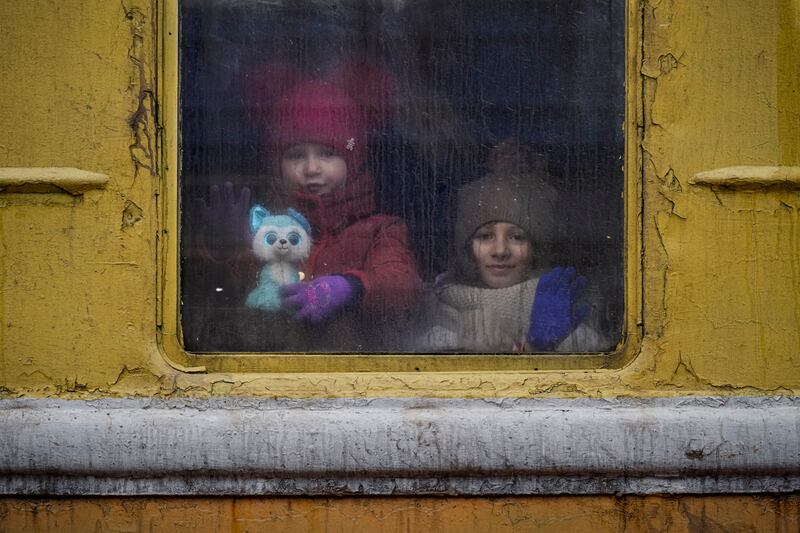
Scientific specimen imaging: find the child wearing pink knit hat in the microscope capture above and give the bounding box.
[191,63,421,350]
[254,65,422,344]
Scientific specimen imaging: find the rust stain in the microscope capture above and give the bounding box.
[1,496,799,531]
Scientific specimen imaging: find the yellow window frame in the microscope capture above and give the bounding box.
[156,0,644,374]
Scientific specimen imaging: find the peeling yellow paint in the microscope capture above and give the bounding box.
[0,1,798,400]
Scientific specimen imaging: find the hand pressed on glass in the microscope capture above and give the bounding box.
[195,181,252,263]
[527,266,591,351]
[280,276,356,323]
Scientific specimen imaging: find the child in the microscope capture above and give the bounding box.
[257,72,423,348]
[423,170,607,353]
[190,68,422,351]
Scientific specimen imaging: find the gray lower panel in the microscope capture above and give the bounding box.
[1,396,799,495]
[4,475,800,496]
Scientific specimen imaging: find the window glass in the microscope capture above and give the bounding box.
[180,0,625,353]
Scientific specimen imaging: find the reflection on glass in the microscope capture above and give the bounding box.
[180,0,625,353]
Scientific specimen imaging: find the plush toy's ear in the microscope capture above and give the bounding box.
[249,205,270,234]
[287,208,311,235]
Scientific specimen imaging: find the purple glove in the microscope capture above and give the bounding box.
[280,275,355,323]
[527,267,590,350]
[194,181,251,262]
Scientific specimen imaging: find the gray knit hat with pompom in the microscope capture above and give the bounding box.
[451,171,558,284]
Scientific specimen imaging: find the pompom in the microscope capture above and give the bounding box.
[329,61,397,128]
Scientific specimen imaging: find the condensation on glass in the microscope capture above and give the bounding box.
[180,0,625,354]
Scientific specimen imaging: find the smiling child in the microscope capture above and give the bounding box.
[423,170,606,353]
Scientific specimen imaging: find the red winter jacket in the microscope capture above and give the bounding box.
[187,168,421,351]
[290,180,422,316]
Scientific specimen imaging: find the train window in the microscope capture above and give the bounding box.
[175,0,627,360]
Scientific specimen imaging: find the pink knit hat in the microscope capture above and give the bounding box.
[270,79,368,171]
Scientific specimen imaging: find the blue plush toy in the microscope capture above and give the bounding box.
[245,205,312,311]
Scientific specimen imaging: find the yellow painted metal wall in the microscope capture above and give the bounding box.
[1,0,799,529]
[1,0,798,399]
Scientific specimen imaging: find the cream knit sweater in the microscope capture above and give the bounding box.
[423,277,607,353]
